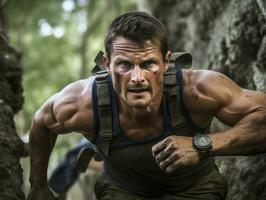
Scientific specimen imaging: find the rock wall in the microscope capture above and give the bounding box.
[0,2,25,200]
[152,0,266,199]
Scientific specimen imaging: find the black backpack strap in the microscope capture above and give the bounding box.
[91,51,113,157]
[95,70,112,157]
[163,52,192,131]
[76,147,96,172]
[76,70,112,172]
[76,52,112,172]
[164,63,185,130]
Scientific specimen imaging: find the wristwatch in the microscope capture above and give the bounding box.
[192,134,212,157]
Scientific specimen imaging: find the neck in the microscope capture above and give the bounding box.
[118,94,163,126]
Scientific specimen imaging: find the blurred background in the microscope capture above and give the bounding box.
[1,0,266,199]
[9,0,141,162]
[6,0,144,199]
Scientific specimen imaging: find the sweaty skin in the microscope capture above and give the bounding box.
[27,37,266,199]
[104,36,170,140]
[152,70,266,173]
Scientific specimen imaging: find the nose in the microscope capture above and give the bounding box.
[131,66,144,83]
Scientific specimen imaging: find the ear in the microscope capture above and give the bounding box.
[163,51,171,72]
[103,54,111,74]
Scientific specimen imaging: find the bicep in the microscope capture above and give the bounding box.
[31,78,95,138]
[214,83,266,127]
[52,84,95,138]
[30,99,65,136]
[191,70,266,127]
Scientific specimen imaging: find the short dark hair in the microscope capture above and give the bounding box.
[104,11,168,61]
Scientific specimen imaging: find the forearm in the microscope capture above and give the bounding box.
[29,122,57,187]
[211,108,266,156]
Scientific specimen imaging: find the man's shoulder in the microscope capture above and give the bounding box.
[52,76,95,113]
[34,76,96,131]
[181,69,233,114]
[182,69,228,91]
[39,76,95,109]
[59,76,96,96]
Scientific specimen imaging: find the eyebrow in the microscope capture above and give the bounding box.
[143,56,159,60]
[114,55,160,61]
[113,56,130,61]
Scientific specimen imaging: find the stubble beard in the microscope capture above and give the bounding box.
[125,93,152,109]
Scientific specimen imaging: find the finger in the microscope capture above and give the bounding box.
[155,144,176,163]
[152,137,171,156]
[152,142,166,157]
[159,152,179,170]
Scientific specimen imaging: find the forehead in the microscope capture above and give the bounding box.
[111,36,162,59]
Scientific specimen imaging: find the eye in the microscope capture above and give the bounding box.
[117,61,132,71]
[142,60,155,69]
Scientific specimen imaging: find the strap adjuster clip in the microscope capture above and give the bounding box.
[99,130,112,140]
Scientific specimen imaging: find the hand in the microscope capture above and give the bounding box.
[27,185,55,200]
[151,135,200,174]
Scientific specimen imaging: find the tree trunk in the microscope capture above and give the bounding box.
[152,0,266,199]
[79,0,111,79]
[0,1,25,199]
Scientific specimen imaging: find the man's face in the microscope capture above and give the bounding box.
[105,36,170,109]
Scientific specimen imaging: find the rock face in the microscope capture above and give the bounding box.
[152,0,266,199]
[0,2,25,200]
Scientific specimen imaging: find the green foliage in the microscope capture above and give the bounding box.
[7,0,137,127]
[6,0,138,170]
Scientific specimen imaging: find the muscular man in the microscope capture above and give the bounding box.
[27,12,266,200]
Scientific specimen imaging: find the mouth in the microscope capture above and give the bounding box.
[128,88,149,93]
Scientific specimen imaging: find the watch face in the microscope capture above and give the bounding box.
[198,136,210,146]
[194,134,212,149]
